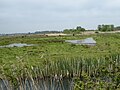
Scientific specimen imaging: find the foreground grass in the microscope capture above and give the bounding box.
[0,53,120,89]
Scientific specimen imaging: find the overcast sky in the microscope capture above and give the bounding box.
[0,0,120,34]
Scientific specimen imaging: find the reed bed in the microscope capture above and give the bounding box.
[0,53,120,90]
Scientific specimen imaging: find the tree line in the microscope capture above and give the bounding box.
[63,24,120,34]
[63,26,85,34]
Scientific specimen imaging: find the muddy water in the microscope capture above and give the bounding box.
[0,77,73,90]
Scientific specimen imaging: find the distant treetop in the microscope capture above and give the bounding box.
[98,24,114,31]
[63,26,85,34]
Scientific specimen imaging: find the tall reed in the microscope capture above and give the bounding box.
[0,53,120,90]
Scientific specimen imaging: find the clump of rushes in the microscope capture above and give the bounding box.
[0,53,119,90]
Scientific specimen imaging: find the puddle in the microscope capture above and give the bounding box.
[65,38,96,46]
[0,43,35,48]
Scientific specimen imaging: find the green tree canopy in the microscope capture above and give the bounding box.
[63,26,85,34]
[98,24,114,32]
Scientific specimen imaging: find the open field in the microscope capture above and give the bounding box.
[43,30,120,36]
[0,33,120,89]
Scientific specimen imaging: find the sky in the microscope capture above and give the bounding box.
[0,0,120,34]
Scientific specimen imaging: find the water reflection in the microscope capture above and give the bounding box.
[0,77,73,90]
[0,43,35,48]
[65,38,96,46]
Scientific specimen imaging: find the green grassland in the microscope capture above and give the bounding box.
[0,33,120,73]
[0,33,120,60]
[0,33,120,89]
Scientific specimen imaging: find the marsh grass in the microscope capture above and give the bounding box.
[0,33,120,90]
[0,53,120,90]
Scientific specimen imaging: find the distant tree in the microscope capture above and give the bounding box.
[80,28,85,32]
[114,26,120,30]
[98,25,101,31]
[63,26,85,34]
[111,25,114,31]
[98,24,114,31]
[76,26,82,30]
[63,29,71,34]
[76,26,85,32]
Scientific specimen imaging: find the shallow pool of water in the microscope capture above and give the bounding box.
[65,37,96,46]
[0,43,35,48]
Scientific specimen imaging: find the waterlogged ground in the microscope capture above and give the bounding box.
[0,33,119,60]
[0,77,73,90]
[65,37,96,45]
[0,33,120,90]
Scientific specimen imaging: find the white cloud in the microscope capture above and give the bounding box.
[0,0,120,33]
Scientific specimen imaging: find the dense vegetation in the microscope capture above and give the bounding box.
[115,26,120,31]
[0,33,120,90]
[63,26,85,34]
[34,31,62,34]
[98,24,114,31]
